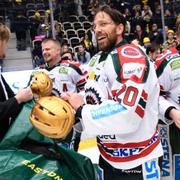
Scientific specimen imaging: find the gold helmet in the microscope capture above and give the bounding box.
[31,71,53,98]
[29,96,75,139]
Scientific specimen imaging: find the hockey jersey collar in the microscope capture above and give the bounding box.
[114,39,128,49]
[45,62,61,71]
[99,40,128,63]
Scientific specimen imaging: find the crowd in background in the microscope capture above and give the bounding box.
[0,0,180,66]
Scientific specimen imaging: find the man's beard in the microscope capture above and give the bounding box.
[97,34,117,52]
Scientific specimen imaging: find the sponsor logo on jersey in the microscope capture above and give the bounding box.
[98,135,116,140]
[88,71,95,80]
[88,71,101,82]
[123,63,145,79]
[170,59,180,70]
[111,133,159,157]
[89,57,97,67]
[121,46,143,58]
[90,103,126,120]
[58,67,68,74]
[98,130,161,162]
[113,147,143,157]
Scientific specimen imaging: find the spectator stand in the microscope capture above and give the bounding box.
[66,29,77,39]
[78,15,88,22]
[69,37,81,48]
[73,22,83,30]
[77,29,86,39]
[68,15,79,23]
[31,35,45,68]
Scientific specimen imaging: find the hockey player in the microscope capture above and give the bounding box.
[155,17,180,180]
[40,38,87,96]
[63,5,163,180]
[31,38,87,151]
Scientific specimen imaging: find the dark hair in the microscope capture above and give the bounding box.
[61,56,69,60]
[146,44,156,55]
[61,51,73,60]
[94,5,126,28]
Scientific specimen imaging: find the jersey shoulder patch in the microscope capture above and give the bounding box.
[113,44,149,83]
[155,48,179,77]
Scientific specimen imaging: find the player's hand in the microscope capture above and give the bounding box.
[169,108,180,129]
[62,92,84,111]
[15,86,33,104]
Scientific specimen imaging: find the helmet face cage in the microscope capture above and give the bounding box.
[29,96,75,139]
[31,71,53,98]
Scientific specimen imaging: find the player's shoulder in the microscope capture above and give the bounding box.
[155,47,180,77]
[61,60,81,68]
[61,60,87,75]
[112,43,148,66]
[156,47,179,64]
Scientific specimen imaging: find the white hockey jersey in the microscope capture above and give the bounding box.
[155,47,180,124]
[81,41,163,169]
[33,60,87,96]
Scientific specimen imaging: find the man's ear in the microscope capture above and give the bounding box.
[116,24,124,36]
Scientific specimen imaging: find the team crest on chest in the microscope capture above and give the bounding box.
[85,87,102,104]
